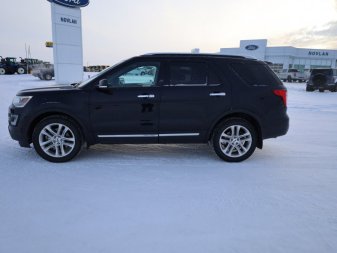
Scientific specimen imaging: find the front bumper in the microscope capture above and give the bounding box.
[8,106,31,148]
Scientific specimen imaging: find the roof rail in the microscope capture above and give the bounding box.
[141,53,246,59]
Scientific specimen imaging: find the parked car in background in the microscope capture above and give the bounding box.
[8,53,289,163]
[306,68,337,92]
[278,69,308,82]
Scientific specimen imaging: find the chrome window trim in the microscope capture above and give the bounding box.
[163,84,207,87]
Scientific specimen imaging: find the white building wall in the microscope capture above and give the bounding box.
[219,40,337,71]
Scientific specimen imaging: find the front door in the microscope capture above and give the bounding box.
[90,60,162,143]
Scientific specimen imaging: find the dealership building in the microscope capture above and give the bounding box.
[217,39,337,73]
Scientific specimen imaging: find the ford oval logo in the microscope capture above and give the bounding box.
[48,0,89,8]
[245,45,259,51]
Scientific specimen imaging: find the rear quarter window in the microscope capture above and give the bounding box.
[230,62,279,86]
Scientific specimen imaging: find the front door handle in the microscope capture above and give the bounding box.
[137,94,155,99]
[209,92,226,97]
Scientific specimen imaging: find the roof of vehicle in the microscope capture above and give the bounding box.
[140,53,253,60]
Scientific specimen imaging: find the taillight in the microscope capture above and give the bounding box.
[273,89,287,107]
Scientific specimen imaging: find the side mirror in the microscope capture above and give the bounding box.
[98,79,109,89]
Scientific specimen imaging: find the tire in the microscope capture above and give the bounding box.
[0,68,6,75]
[287,76,292,82]
[306,86,314,92]
[330,86,337,92]
[212,118,257,162]
[32,116,83,163]
[319,89,324,93]
[17,67,26,74]
[44,73,53,80]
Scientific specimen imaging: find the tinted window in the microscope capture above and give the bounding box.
[106,62,160,87]
[170,62,207,85]
[311,69,333,76]
[208,67,222,85]
[230,62,278,86]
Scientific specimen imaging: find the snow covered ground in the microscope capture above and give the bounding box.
[0,74,337,253]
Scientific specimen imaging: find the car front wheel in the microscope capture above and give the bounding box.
[213,119,257,162]
[32,116,82,162]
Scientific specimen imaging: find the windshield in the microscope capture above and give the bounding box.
[77,59,130,88]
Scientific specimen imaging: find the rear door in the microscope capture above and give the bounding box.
[159,59,231,143]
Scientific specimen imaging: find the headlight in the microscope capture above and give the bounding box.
[12,96,33,108]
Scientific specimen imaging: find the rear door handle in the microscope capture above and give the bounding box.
[209,92,226,97]
[137,94,155,99]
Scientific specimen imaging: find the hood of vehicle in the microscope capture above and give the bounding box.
[17,85,77,95]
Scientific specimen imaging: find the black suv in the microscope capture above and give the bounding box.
[8,54,289,163]
[306,68,337,92]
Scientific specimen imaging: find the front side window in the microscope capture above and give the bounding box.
[169,62,207,85]
[106,62,160,87]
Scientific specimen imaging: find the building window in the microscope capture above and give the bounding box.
[293,65,305,72]
[269,63,283,73]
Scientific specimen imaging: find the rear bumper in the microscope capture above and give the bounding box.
[262,113,289,140]
[308,83,336,90]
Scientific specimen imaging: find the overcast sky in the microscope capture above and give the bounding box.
[1,0,337,65]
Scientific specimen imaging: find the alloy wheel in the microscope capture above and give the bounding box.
[39,123,76,158]
[219,125,252,158]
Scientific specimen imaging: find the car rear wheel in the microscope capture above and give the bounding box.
[319,89,324,93]
[306,86,314,92]
[0,68,5,75]
[212,118,257,162]
[32,116,82,162]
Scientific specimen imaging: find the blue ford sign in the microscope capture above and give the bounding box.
[245,45,259,51]
[48,0,89,8]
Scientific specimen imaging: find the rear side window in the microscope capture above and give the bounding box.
[169,62,207,85]
[230,62,278,86]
